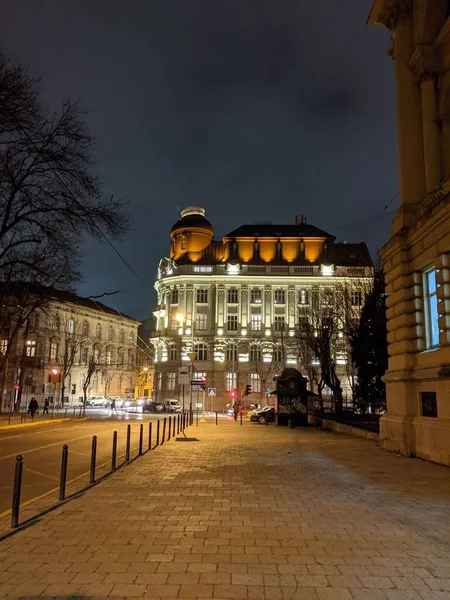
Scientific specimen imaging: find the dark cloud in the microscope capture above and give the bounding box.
[0,0,397,319]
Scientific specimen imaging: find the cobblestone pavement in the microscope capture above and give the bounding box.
[0,421,450,600]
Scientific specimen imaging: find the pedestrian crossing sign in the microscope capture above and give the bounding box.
[208,387,216,397]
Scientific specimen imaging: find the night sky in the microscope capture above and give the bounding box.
[1,0,397,321]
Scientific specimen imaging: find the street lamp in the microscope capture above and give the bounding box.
[50,368,61,408]
[187,350,196,422]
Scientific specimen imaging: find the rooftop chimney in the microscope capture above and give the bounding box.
[295,215,307,225]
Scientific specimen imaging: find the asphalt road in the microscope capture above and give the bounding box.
[0,412,179,515]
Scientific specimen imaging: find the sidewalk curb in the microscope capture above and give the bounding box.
[0,417,88,431]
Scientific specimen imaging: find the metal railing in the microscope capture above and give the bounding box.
[2,405,86,425]
[8,412,191,530]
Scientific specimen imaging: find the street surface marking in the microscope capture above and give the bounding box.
[0,433,98,461]
[24,467,59,482]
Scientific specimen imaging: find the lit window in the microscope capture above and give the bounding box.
[167,372,176,391]
[106,347,112,364]
[274,316,285,332]
[227,314,238,331]
[171,288,179,304]
[250,314,262,331]
[249,344,261,362]
[250,288,262,304]
[351,290,363,307]
[250,373,261,393]
[0,339,8,355]
[170,313,179,330]
[193,266,213,273]
[424,268,440,349]
[322,289,334,306]
[157,372,162,391]
[273,346,282,362]
[227,288,238,304]
[195,343,208,361]
[49,339,58,361]
[226,372,237,391]
[196,288,208,303]
[26,340,36,357]
[226,343,238,361]
[195,314,208,331]
[170,344,177,361]
[274,289,285,304]
[298,289,309,305]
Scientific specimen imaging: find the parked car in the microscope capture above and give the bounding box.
[250,406,274,424]
[86,396,107,407]
[164,399,182,413]
[123,398,145,412]
[143,401,164,413]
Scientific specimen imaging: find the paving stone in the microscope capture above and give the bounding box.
[1,423,449,600]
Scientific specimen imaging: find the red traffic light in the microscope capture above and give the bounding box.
[230,390,236,398]
[14,384,20,390]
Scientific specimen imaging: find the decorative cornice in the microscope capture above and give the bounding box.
[368,0,412,30]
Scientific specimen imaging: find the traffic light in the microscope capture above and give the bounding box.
[230,389,236,399]
[14,384,20,391]
[199,375,206,391]
[244,384,252,396]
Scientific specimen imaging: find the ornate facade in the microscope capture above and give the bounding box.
[369,0,450,464]
[151,207,373,411]
[1,287,140,409]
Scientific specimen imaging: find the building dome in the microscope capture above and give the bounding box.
[170,206,214,236]
[170,207,214,260]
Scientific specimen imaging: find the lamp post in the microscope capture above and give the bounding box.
[187,351,196,422]
[51,368,61,408]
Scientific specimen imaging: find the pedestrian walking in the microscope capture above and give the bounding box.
[43,398,49,414]
[28,397,38,420]
[233,401,240,422]
[110,398,116,414]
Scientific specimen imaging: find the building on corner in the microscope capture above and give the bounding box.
[369,1,450,465]
[151,207,373,411]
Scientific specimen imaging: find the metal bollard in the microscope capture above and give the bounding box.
[139,423,143,456]
[59,445,69,501]
[161,418,166,445]
[240,411,243,426]
[173,415,176,437]
[216,411,218,425]
[168,416,171,441]
[177,414,180,434]
[64,408,68,418]
[156,420,160,446]
[90,436,97,483]
[112,431,117,471]
[72,407,76,419]
[148,422,152,450]
[126,424,131,461]
[11,455,24,528]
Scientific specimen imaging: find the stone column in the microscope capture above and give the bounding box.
[241,286,248,329]
[392,10,426,209]
[264,287,272,329]
[186,286,193,329]
[288,286,296,329]
[421,76,442,192]
[217,285,225,328]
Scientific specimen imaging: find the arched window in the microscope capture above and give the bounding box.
[68,318,74,334]
[118,349,125,367]
[249,344,261,362]
[195,343,208,361]
[106,346,112,364]
[93,344,101,362]
[119,329,125,344]
[82,320,89,337]
[128,350,135,368]
[95,323,102,339]
[108,325,114,341]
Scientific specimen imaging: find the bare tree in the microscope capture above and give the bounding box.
[57,316,84,407]
[82,351,99,409]
[246,332,283,405]
[0,53,130,406]
[294,281,372,413]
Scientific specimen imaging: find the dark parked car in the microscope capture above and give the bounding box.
[143,401,164,413]
[250,406,274,424]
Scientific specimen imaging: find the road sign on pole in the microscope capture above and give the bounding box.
[207,387,216,397]
[178,367,190,385]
